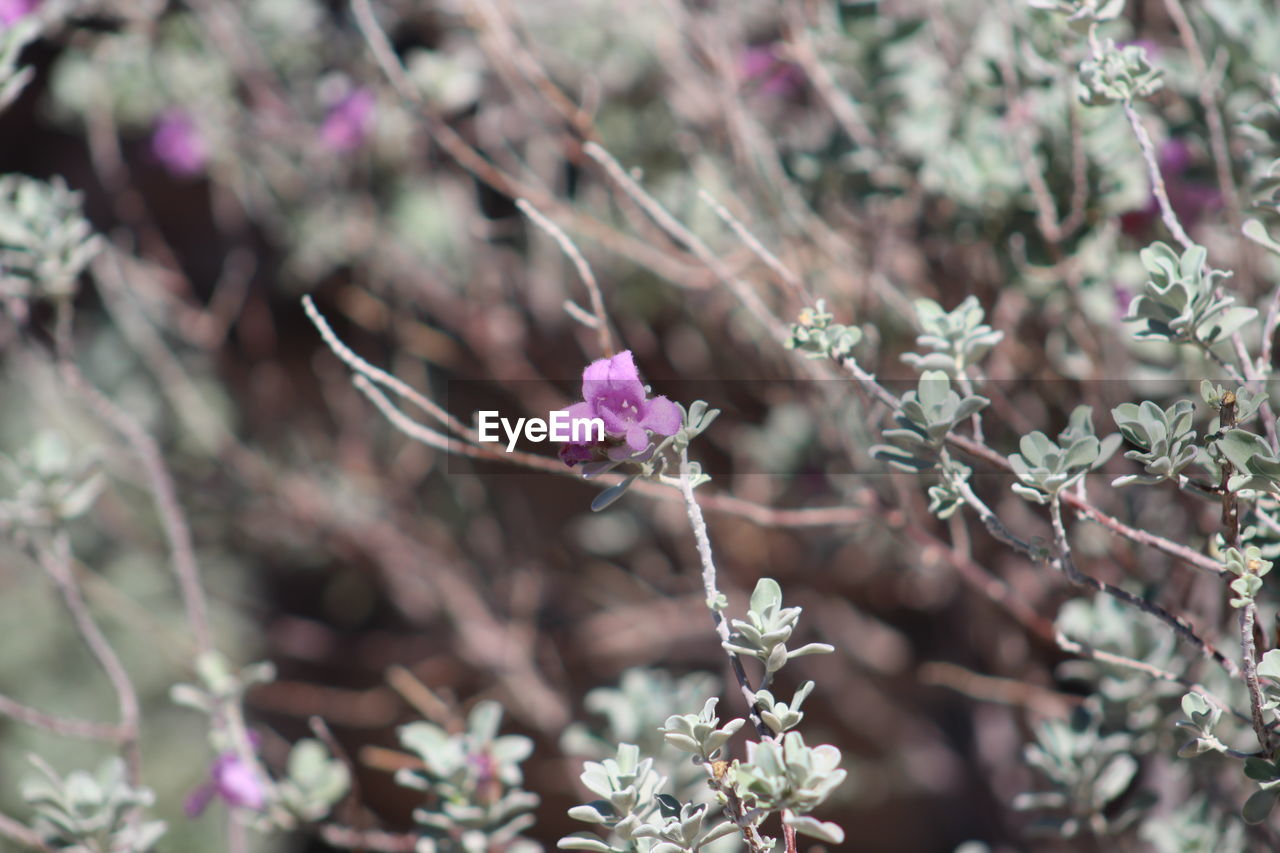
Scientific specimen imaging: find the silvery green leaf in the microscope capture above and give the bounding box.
[169,682,212,712]
[700,819,739,844]
[783,814,845,844]
[557,837,613,853]
[1092,754,1137,805]
[591,474,638,511]
[195,651,236,696]
[567,802,615,824]
[1244,758,1280,782]
[870,444,936,472]
[1243,789,1279,824]
[786,642,835,658]
[750,577,783,614]
[1244,218,1280,256]
[1258,649,1280,682]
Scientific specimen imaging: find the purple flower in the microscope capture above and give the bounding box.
[185,748,267,817]
[737,44,804,97]
[0,0,38,26]
[320,89,376,153]
[151,111,207,178]
[558,350,682,466]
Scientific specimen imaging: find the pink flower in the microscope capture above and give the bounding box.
[0,0,38,26]
[558,350,682,466]
[320,89,376,152]
[151,111,207,177]
[738,44,803,97]
[185,748,266,817]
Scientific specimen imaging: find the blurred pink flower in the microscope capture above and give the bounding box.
[151,111,207,177]
[0,0,38,26]
[185,749,267,817]
[321,88,376,152]
[738,44,804,97]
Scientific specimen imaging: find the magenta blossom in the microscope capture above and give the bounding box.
[151,111,207,177]
[558,350,682,466]
[738,44,804,97]
[185,748,267,817]
[321,88,376,152]
[0,0,38,26]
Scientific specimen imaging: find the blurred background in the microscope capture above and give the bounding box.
[3,0,1280,851]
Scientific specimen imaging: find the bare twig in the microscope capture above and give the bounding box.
[319,825,417,852]
[61,365,213,656]
[919,660,1078,716]
[515,198,615,356]
[34,535,143,782]
[0,812,53,853]
[1049,497,1238,677]
[698,188,811,305]
[583,142,790,345]
[781,2,876,150]
[0,693,126,741]
[1241,602,1274,754]
[1161,0,1248,275]
[1121,101,1194,251]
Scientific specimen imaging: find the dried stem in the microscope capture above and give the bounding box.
[1049,497,1238,677]
[515,198,615,356]
[319,824,418,852]
[1120,101,1194,252]
[34,534,143,783]
[61,364,213,656]
[0,693,127,741]
[583,142,790,346]
[1161,0,1248,276]
[0,812,53,853]
[1241,602,1274,755]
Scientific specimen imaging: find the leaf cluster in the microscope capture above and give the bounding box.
[1010,406,1117,503]
[1123,243,1253,346]
[900,296,1003,376]
[871,371,988,472]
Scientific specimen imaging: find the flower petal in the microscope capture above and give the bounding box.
[640,396,681,436]
[184,782,217,818]
[212,755,266,810]
[624,426,649,452]
[559,443,594,466]
[582,350,643,406]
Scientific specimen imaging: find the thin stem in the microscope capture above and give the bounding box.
[35,535,143,783]
[698,188,811,305]
[0,812,52,853]
[1161,0,1247,270]
[1055,633,1244,721]
[319,825,418,852]
[0,693,126,741]
[583,142,790,346]
[62,364,213,656]
[1120,101,1194,251]
[515,198,615,357]
[1049,497,1238,678]
[1239,602,1273,754]
[303,296,475,440]
[677,449,774,741]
